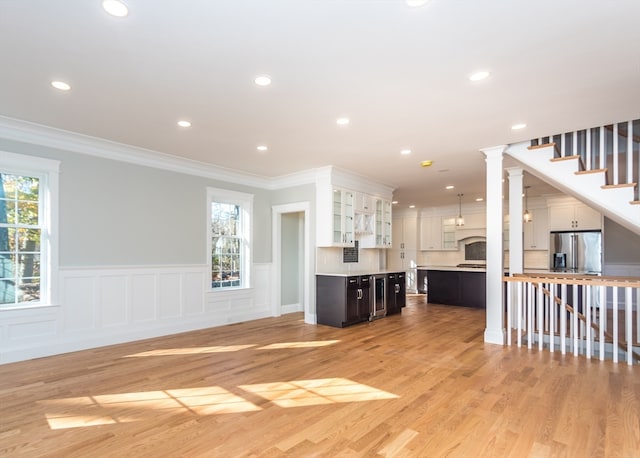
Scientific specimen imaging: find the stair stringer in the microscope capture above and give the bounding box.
[506,142,640,236]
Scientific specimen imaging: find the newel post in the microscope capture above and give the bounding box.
[481,145,507,345]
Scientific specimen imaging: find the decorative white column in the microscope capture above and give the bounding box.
[482,145,507,345]
[506,167,524,274]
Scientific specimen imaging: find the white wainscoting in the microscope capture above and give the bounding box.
[0,263,273,364]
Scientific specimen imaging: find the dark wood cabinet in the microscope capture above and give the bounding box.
[426,269,486,308]
[317,275,371,327]
[386,272,405,315]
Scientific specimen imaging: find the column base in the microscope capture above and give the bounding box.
[484,327,505,345]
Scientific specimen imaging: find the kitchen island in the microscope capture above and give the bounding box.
[419,266,486,309]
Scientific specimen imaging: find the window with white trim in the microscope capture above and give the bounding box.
[207,187,252,290]
[0,151,59,308]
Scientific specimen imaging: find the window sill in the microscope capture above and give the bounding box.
[0,303,61,312]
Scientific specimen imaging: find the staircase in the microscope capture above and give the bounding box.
[507,119,640,236]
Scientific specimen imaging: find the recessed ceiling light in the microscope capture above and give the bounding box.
[336,117,350,126]
[401,149,412,155]
[476,197,484,202]
[257,145,268,152]
[469,71,490,82]
[102,0,128,17]
[512,123,527,130]
[392,201,398,205]
[177,120,191,128]
[406,0,428,7]
[51,80,71,91]
[254,75,272,86]
[445,185,455,190]
[409,205,416,209]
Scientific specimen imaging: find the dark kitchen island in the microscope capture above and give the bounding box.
[420,266,486,309]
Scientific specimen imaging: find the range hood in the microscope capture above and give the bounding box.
[455,228,487,241]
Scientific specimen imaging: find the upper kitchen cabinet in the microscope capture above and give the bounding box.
[315,166,394,248]
[354,192,375,236]
[420,216,443,250]
[548,203,601,231]
[392,214,417,251]
[354,192,374,214]
[360,198,392,248]
[523,207,549,250]
[317,187,355,247]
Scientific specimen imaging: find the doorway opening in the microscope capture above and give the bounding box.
[272,202,314,324]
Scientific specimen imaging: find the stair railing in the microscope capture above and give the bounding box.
[504,273,640,365]
[530,119,640,199]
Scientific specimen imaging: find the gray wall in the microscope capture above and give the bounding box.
[281,212,302,305]
[0,139,273,266]
[604,217,640,264]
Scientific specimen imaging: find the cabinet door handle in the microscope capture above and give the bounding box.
[395,284,400,293]
[357,289,363,300]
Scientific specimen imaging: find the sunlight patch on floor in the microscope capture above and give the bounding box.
[123,344,256,357]
[238,378,399,408]
[39,387,261,429]
[257,340,340,350]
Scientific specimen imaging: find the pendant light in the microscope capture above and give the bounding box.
[456,193,465,227]
[523,186,532,223]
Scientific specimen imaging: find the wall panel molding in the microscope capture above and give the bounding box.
[0,263,273,364]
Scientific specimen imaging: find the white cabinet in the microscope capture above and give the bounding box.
[548,204,601,231]
[442,217,457,249]
[420,216,442,250]
[360,198,392,248]
[524,208,549,250]
[388,215,417,292]
[354,192,374,214]
[317,187,355,247]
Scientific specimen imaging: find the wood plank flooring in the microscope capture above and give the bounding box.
[1,296,639,457]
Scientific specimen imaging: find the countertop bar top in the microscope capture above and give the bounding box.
[316,270,403,277]
[418,266,553,273]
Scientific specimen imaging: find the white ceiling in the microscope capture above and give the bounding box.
[1,0,639,208]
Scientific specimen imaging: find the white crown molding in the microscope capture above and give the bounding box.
[0,115,277,189]
[0,115,394,193]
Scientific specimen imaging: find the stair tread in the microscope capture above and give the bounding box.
[575,168,607,175]
[601,182,637,189]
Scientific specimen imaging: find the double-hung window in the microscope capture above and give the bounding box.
[207,187,252,290]
[0,151,59,308]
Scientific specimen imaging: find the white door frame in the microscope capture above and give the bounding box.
[272,202,314,324]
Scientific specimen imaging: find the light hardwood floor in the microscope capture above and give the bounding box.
[1,296,639,457]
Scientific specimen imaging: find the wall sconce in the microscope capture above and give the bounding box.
[523,186,532,223]
[456,193,465,227]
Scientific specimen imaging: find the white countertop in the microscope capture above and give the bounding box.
[316,270,404,277]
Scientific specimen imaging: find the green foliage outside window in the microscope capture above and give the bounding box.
[211,202,242,288]
[0,173,41,305]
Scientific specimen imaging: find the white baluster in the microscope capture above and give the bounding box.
[573,284,579,356]
[613,123,619,185]
[625,287,632,365]
[517,281,523,347]
[538,282,544,351]
[628,120,633,185]
[507,281,512,346]
[599,285,605,361]
[586,285,591,359]
[599,126,605,170]
[527,282,533,349]
[560,283,567,355]
[613,286,618,363]
[586,128,592,170]
[561,133,566,157]
[573,130,578,158]
[549,283,555,353]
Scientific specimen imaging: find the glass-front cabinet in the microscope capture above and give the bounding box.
[360,198,392,248]
[332,188,354,245]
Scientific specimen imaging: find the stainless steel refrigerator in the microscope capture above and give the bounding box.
[550,230,602,274]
